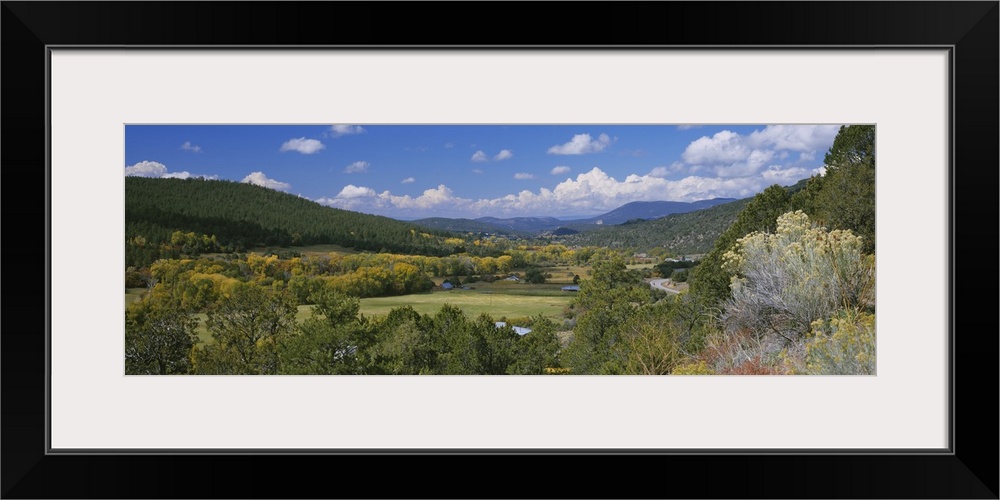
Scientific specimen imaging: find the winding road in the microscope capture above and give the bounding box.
[648,279,681,294]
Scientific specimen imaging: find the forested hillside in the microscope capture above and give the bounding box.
[562,197,751,254]
[409,217,531,237]
[125,177,459,267]
[577,198,737,226]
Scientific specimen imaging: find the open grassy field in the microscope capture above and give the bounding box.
[454,281,574,297]
[523,265,591,284]
[359,289,572,322]
[125,288,147,305]
[626,263,655,270]
[191,314,212,345]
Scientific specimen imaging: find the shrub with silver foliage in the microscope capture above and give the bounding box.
[721,211,874,344]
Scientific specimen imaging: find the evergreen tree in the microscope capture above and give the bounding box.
[812,125,876,253]
[193,283,298,374]
[561,257,649,374]
[125,295,199,375]
[689,184,791,306]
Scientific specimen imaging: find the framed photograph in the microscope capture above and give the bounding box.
[4,2,996,498]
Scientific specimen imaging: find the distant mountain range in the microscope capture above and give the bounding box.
[562,198,751,255]
[559,179,813,254]
[409,198,737,235]
[584,199,737,225]
[474,216,566,233]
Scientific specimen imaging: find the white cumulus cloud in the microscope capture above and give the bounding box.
[344,161,370,174]
[125,161,217,180]
[548,133,614,155]
[550,166,571,175]
[514,173,535,180]
[125,160,168,177]
[471,150,488,162]
[317,184,464,214]
[241,171,291,191]
[760,165,811,183]
[679,125,838,178]
[682,130,752,166]
[329,125,366,137]
[280,137,325,154]
[648,162,685,178]
[337,184,377,199]
[380,185,458,210]
[747,124,840,152]
[312,166,807,219]
[494,149,513,161]
[401,177,415,184]
[180,141,201,153]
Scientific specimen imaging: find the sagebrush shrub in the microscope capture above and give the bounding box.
[722,210,874,342]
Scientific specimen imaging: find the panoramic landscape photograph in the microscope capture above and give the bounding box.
[124,124,876,375]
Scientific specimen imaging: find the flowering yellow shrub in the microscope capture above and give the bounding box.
[804,309,876,375]
[671,360,715,375]
[543,367,572,375]
[722,210,874,340]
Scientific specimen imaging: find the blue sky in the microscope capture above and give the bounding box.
[125,124,840,219]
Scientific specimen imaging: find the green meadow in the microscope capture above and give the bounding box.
[358,288,573,321]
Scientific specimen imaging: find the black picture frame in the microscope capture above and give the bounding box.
[3,2,996,498]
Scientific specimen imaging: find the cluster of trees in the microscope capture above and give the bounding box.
[560,125,877,375]
[129,239,641,308]
[523,267,548,284]
[461,243,624,269]
[126,281,561,375]
[560,257,710,374]
[560,213,874,376]
[654,259,699,282]
[142,252,438,311]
